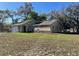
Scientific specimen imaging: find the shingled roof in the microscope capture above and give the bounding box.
[35,19,57,26]
[12,20,32,26]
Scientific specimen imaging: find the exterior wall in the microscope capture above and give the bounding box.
[11,20,34,32]
[19,26,23,32]
[11,26,19,32]
[50,21,62,33]
[34,26,51,32]
[24,23,34,32]
[34,21,62,33]
[11,26,26,32]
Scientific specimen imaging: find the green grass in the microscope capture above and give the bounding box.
[11,32,79,40]
[0,33,79,56]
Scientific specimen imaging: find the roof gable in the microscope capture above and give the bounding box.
[36,19,57,26]
[12,20,31,26]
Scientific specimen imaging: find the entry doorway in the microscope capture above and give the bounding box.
[23,26,26,32]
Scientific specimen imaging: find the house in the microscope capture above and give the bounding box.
[11,20,34,32]
[0,19,63,33]
[34,19,63,33]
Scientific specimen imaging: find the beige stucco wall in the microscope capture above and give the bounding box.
[34,27,51,32]
[34,21,62,33]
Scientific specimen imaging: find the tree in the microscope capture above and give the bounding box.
[48,10,72,32]
[18,2,33,21]
[48,10,60,20]
[39,13,47,21]
[28,11,38,20]
[28,11,47,24]
[64,4,79,32]
[49,4,79,33]
[0,10,8,31]
[4,3,33,24]
[5,10,17,24]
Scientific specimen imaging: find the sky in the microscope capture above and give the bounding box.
[0,2,79,23]
[0,2,79,14]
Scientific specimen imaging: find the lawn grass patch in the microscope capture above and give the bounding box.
[0,33,79,56]
[11,32,79,40]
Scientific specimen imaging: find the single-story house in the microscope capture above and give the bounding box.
[11,20,34,32]
[0,19,63,33]
[34,19,63,33]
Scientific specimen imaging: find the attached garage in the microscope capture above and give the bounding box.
[34,19,63,33]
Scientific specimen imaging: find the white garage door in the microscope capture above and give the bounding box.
[11,26,19,32]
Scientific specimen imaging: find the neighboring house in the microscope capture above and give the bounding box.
[34,19,63,33]
[11,20,34,32]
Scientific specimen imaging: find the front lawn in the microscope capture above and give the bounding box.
[0,33,79,56]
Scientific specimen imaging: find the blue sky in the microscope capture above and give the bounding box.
[0,2,78,23]
[0,2,79,14]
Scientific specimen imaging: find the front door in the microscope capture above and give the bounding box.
[23,26,26,32]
